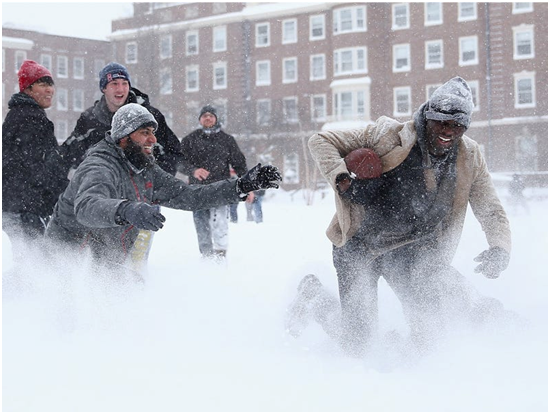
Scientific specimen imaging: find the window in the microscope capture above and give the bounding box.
[160,35,172,59]
[458,3,477,21]
[333,90,366,120]
[73,57,84,79]
[393,44,411,72]
[283,153,300,184]
[310,54,326,80]
[514,72,536,108]
[282,57,298,83]
[73,89,84,112]
[256,60,271,86]
[186,65,199,92]
[255,23,270,47]
[392,3,410,30]
[459,36,478,65]
[513,25,534,59]
[160,67,172,95]
[257,99,271,125]
[467,80,480,111]
[311,94,327,121]
[125,42,137,64]
[393,87,411,116]
[310,15,325,40]
[94,59,105,80]
[333,6,367,34]
[512,3,533,13]
[425,40,443,69]
[334,47,367,76]
[425,3,443,26]
[40,54,52,71]
[186,31,198,55]
[15,51,27,72]
[57,88,68,110]
[282,19,297,44]
[213,62,227,89]
[56,120,68,143]
[57,56,68,78]
[283,97,299,123]
[213,26,227,52]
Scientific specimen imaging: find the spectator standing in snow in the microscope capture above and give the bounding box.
[508,173,529,214]
[61,62,182,176]
[179,105,248,259]
[287,77,512,357]
[2,60,69,254]
[45,104,281,273]
[245,190,265,223]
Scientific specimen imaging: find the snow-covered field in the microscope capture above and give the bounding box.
[2,183,548,412]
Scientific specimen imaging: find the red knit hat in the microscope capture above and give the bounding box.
[18,60,53,92]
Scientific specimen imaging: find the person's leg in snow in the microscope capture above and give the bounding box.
[192,208,214,257]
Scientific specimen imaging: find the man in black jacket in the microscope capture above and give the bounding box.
[179,105,248,259]
[2,60,69,250]
[61,62,182,175]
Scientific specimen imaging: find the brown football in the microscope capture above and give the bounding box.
[344,148,383,179]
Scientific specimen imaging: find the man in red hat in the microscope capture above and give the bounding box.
[2,60,69,256]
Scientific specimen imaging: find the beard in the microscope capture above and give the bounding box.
[123,139,155,170]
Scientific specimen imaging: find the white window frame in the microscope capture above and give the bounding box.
[15,51,27,73]
[458,2,477,21]
[311,94,327,122]
[57,56,68,78]
[513,25,535,60]
[425,40,443,69]
[57,88,68,111]
[94,59,105,80]
[393,44,411,72]
[512,3,533,14]
[333,6,367,34]
[160,67,173,95]
[309,14,325,40]
[256,99,271,126]
[425,3,443,26]
[255,22,270,48]
[466,80,480,111]
[283,96,299,124]
[334,47,367,76]
[40,54,52,72]
[255,60,271,86]
[213,61,227,90]
[333,90,367,121]
[282,19,298,44]
[514,71,536,108]
[185,65,199,92]
[459,35,478,66]
[393,86,412,117]
[310,54,326,81]
[73,57,84,79]
[186,31,199,56]
[125,42,138,64]
[160,35,173,59]
[392,3,410,30]
[73,89,84,112]
[282,57,298,84]
[213,26,227,52]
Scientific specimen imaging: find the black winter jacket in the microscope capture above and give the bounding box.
[2,92,69,218]
[61,87,183,175]
[180,128,248,185]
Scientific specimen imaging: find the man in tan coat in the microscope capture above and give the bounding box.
[287,77,511,357]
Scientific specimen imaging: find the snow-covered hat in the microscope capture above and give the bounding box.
[425,76,474,128]
[18,60,53,91]
[199,105,217,120]
[99,62,131,91]
[110,103,158,142]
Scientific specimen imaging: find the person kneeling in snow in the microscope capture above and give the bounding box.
[286,77,512,357]
[46,103,281,272]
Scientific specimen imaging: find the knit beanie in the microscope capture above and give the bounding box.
[99,62,131,91]
[110,103,158,142]
[425,76,474,128]
[18,60,53,91]
[199,105,218,121]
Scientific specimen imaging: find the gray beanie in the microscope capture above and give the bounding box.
[425,76,474,128]
[110,103,158,142]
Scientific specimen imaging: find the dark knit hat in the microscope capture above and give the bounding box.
[425,76,474,128]
[199,105,218,121]
[18,60,53,91]
[110,103,158,142]
[99,62,131,91]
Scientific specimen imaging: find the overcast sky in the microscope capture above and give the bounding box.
[2,2,134,40]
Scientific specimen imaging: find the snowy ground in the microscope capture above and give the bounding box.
[2,183,548,412]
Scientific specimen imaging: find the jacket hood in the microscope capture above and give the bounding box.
[92,87,152,127]
[8,92,42,110]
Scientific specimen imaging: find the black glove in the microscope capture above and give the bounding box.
[338,173,383,205]
[474,246,510,279]
[237,163,282,195]
[116,201,166,231]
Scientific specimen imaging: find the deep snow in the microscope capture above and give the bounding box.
[2,183,548,412]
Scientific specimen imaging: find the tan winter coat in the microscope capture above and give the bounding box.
[308,116,511,265]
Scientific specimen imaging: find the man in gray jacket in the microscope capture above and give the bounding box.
[46,104,281,272]
[286,77,512,357]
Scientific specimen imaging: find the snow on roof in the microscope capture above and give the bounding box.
[321,120,373,131]
[330,77,372,88]
[2,36,34,50]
